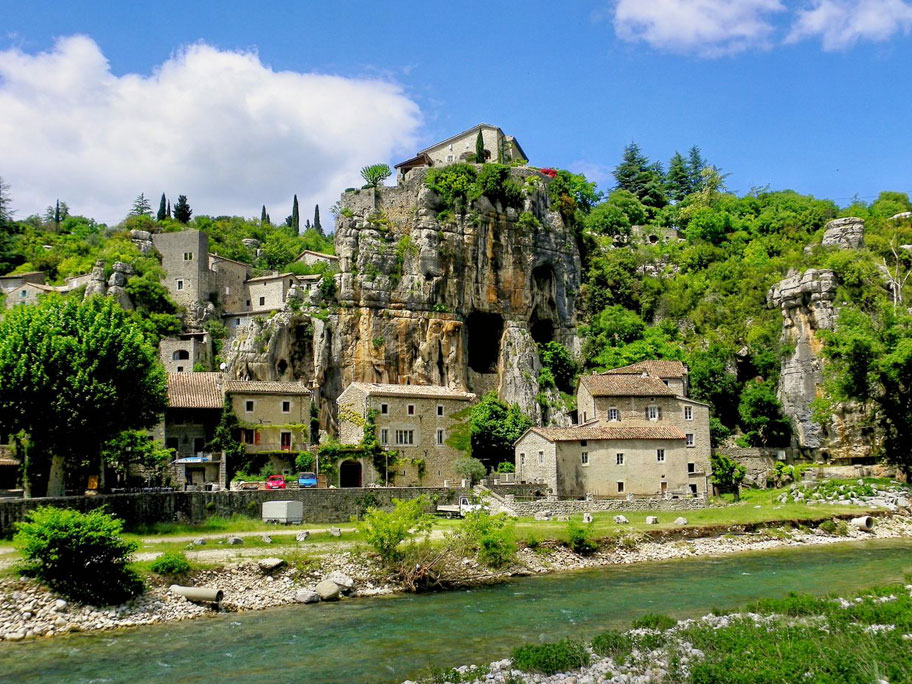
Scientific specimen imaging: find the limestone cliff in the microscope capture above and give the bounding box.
[225,168,581,431]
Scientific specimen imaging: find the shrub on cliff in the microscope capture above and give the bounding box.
[15,506,143,604]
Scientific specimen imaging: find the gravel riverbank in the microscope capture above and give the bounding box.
[2,514,911,643]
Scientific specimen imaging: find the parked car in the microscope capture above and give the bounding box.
[297,471,318,488]
[265,475,286,490]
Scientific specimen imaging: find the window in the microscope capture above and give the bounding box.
[18,290,26,298]
[437,405,444,417]
[684,405,693,420]
[689,484,698,495]
[608,407,619,422]
[581,451,589,466]
[246,300,250,308]
[176,366,184,373]
[688,462,696,474]
[380,429,389,445]
[183,252,193,261]
[407,404,415,415]
[395,429,414,446]
[245,400,254,412]
[686,433,694,447]
[538,451,544,465]
[259,296,265,306]
[436,429,444,445]
[280,431,292,450]
[582,411,587,422]
[234,318,241,326]
[647,405,661,421]
[616,453,624,465]
[176,280,184,291]
[617,481,625,493]
[380,403,389,415]
[242,429,255,445]
[172,350,190,361]
[656,449,665,462]
[520,453,525,466]
[282,401,291,413]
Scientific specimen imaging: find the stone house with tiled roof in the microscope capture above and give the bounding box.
[515,363,710,498]
[337,382,476,487]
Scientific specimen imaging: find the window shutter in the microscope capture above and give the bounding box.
[657,407,662,419]
[254,429,260,445]
[645,408,649,420]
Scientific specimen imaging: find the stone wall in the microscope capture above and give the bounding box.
[507,495,708,517]
[721,447,784,488]
[0,487,467,537]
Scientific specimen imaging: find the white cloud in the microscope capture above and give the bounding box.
[0,36,422,224]
[787,0,912,49]
[612,0,786,56]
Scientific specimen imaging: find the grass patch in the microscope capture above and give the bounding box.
[631,613,677,631]
[512,639,590,675]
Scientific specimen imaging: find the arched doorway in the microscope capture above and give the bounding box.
[339,460,362,488]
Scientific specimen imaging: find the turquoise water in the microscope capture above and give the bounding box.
[1,539,911,683]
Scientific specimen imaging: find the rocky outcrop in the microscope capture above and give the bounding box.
[83,260,133,311]
[83,260,107,298]
[225,168,581,426]
[821,217,864,250]
[129,229,154,255]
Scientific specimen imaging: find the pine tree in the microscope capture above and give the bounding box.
[475,129,485,163]
[173,194,192,223]
[314,204,322,235]
[687,146,707,193]
[266,212,271,225]
[291,195,300,234]
[613,143,651,195]
[666,152,692,202]
[131,193,152,217]
[157,193,167,221]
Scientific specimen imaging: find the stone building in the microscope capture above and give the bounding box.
[225,380,312,475]
[246,273,298,315]
[0,271,45,293]
[337,382,476,487]
[152,231,210,309]
[295,250,339,268]
[515,364,711,499]
[159,332,212,373]
[4,282,57,309]
[394,123,528,180]
[209,253,253,313]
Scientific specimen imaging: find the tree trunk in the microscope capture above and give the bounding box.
[17,437,30,499]
[46,454,66,497]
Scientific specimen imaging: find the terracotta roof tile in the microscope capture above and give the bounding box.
[530,425,686,442]
[580,374,677,397]
[347,382,476,401]
[167,373,224,409]
[225,381,313,395]
[603,360,687,378]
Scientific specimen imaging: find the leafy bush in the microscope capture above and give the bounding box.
[452,456,487,485]
[455,510,516,569]
[591,629,634,661]
[359,496,433,566]
[631,613,677,631]
[496,461,515,473]
[567,519,598,555]
[512,639,590,675]
[149,551,192,575]
[15,506,143,604]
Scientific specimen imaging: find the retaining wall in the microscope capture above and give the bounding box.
[508,496,708,517]
[0,487,466,536]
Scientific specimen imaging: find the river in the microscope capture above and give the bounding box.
[1,538,911,683]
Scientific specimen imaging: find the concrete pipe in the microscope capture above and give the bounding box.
[850,516,875,532]
[170,585,224,604]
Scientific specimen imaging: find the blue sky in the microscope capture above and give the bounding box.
[1,1,911,223]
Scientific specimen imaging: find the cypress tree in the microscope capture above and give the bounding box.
[166,200,171,218]
[157,193,167,221]
[266,212,271,225]
[261,205,268,225]
[291,195,300,234]
[54,200,61,228]
[475,129,485,163]
[314,204,322,235]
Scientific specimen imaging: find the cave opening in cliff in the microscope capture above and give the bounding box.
[530,314,554,345]
[466,311,503,373]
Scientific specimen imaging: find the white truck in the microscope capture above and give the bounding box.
[435,495,488,518]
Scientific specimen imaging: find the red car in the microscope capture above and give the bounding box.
[265,475,286,490]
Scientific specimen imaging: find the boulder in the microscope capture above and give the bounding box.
[645,516,659,524]
[329,527,342,537]
[315,580,341,601]
[325,571,354,590]
[582,513,594,524]
[674,517,688,526]
[296,531,310,542]
[192,538,206,546]
[613,515,629,524]
[261,535,273,544]
[53,599,67,612]
[295,590,320,604]
[534,510,552,521]
[257,557,286,572]
[227,536,243,545]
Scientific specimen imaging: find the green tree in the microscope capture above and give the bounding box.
[131,193,152,217]
[666,151,692,202]
[207,398,247,482]
[361,163,392,188]
[475,129,486,162]
[261,204,268,225]
[539,341,580,393]
[613,143,666,209]
[291,194,300,234]
[173,194,192,224]
[710,452,746,500]
[738,379,791,447]
[166,199,171,218]
[100,430,173,486]
[687,145,707,193]
[0,296,167,496]
[157,193,167,221]
[453,392,533,470]
[313,203,322,235]
[453,456,487,485]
